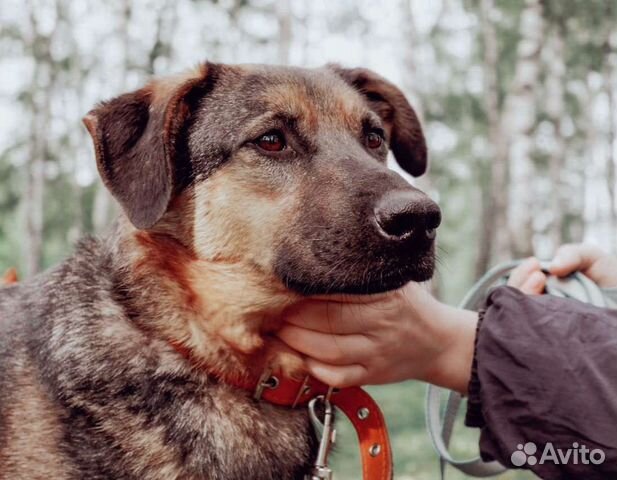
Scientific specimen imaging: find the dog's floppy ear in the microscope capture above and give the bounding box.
[83,64,214,229]
[329,65,427,177]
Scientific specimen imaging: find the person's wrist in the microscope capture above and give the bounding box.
[423,304,478,395]
[394,287,447,383]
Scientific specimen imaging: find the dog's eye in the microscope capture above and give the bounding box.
[255,131,286,152]
[366,131,384,149]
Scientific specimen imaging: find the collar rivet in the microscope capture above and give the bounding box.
[357,407,370,420]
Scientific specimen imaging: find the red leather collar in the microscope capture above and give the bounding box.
[170,340,393,480]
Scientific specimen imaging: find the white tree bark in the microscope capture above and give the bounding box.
[603,30,617,250]
[545,25,567,249]
[23,0,57,276]
[277,0,292,65]
[504,0,544,257]
[477,0,510,275]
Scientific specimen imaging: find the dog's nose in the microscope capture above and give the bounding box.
[374,190,441,241]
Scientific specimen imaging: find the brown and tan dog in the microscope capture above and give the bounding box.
[0,62,440,479]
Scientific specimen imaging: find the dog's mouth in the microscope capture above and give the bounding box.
[277,240,436,296]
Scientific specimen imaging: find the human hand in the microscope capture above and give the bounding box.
[549,243,617,288]
[277,283,477,393]
[507,257,547,294]
[508,244,617,294]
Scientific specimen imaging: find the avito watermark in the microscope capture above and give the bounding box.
[511,442,605,467]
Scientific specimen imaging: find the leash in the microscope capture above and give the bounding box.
[171,342,393,480]
[425,260,616,479]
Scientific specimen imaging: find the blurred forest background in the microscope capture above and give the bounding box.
[1,0,616,478]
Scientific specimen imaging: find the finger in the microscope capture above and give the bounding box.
[508,257,541,288]
[306,359,369,388]
[518,270,546,295]
[550,244,601,277]
[283,300,372,335]
[277,325,371,365]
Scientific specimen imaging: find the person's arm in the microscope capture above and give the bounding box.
[466,285,617,478]
[467,244,617,478]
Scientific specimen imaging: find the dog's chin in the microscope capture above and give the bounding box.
[280,252,436,296]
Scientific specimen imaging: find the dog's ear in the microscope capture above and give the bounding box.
[329,65,427,177]
[83,64,214,229]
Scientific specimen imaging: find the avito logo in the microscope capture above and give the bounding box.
[511,442,605,467]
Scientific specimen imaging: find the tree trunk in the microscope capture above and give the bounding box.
[603,30,617,251]
[24,110,46,276]
[476,0,509,276]
[505,0,544,257]
[546,24,567,250]
[277,0,292,64]
[23,1,56,276]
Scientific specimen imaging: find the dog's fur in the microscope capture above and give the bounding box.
[0,62,438,479]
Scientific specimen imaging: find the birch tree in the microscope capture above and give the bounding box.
[545,20,567,248]
[22,0,59,276]
[476,0,509,275]
[505,0,544,257]
[603,26,617,248]
[277,0,292,64]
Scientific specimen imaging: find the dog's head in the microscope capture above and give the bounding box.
[85,63,440,297]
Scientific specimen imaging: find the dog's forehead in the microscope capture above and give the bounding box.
[234,65,369,126]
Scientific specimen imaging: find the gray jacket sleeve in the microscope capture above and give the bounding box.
[465,286,617,479]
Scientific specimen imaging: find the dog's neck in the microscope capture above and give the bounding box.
[106,216,305,383]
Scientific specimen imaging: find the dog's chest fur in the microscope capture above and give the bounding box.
[0,238,315,480]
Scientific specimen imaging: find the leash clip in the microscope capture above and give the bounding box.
[307,388,336,480]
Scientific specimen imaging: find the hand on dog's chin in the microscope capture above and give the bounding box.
[261,257,436,380]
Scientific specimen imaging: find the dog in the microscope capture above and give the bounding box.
[0,62,440,479]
